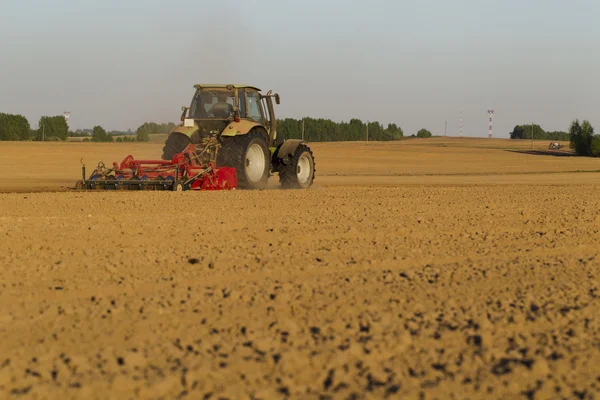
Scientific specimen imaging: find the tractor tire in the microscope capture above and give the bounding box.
[218,131,270,190]
[279,144,315,189]
[161,133,191,161]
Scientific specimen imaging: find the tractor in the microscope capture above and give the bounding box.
[548,142,562,150]
[75,84,314,192]
[161,84,315,190]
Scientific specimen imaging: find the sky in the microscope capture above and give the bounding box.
[1,0,598,137]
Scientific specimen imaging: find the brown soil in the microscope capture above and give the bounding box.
[1,139,599,399]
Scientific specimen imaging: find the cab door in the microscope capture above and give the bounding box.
[246,90,266,126]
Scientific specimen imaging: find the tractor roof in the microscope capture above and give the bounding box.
[194,84,261,91]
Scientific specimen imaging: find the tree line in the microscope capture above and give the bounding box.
[17,112,596,148]
[0,114,70,141]
[509,124,569,141]
[0,114,76,141]
[90,118,600,158]
[1,114,410,142]
[277,118,404,141]
[0,113,176,143]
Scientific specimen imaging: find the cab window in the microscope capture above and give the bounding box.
[247,91,263,122]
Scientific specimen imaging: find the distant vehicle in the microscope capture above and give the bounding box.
[549,142,562,150]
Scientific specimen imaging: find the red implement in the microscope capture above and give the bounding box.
[78,144,237,191]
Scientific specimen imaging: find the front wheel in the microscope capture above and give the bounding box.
[279,144,315,189]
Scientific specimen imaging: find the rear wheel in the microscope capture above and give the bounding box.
[279,144,315,189]
[161,133,191,161]
[218,131,270,190]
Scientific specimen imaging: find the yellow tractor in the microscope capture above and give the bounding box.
[162,84,315,190]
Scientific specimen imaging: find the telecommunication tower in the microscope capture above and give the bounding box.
[487,109,494,138]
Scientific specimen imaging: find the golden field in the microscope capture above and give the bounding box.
[1,138,599,399]
[0,137,599,192]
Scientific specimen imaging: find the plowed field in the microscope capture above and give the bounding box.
[1,139,599,399]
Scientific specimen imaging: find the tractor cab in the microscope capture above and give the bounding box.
[181,85,280,146]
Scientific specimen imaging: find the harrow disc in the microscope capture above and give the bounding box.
[104,176,116,190]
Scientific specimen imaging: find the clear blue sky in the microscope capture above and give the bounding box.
[1,0,598,137]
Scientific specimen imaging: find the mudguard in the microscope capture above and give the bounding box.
[221,120,263,136]
[171,123,199,138]
[274,139,306,165]
[171,120,265,139]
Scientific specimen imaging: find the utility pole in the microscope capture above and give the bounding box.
[444,120,447,146]
[531,122,534,150]
[42,123,45,142]
[301,119,305,141]
[459,109,463,137]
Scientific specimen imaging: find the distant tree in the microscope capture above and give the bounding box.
[581,120,595,148]
[416,129,432,138]
[92,125,112,142]
[590,136,600,157]
[137,129,150,142]
[385,123,404,140]
[0,113,31,141]
[510,124,544,140]
[136,122,177,142]
[570,119,596,156]
[36,116,68,141]
[570,120,587,155]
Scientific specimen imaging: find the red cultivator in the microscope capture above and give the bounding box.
[76,141,237,191]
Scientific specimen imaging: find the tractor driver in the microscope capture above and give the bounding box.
[210,92,234,118]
